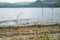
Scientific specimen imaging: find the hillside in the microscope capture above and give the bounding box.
[0,0,59,8]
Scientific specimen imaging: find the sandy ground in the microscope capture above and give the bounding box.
[0,25,60,40]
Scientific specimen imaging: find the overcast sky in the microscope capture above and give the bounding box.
[0,0,37,3]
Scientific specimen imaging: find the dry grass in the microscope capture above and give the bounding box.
[0,25,60,40]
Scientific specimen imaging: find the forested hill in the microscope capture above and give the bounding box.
[0,0,59,8]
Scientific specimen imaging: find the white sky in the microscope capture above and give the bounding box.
[0,0,36,3]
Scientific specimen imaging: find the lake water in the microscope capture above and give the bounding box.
[0,8,60,25]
